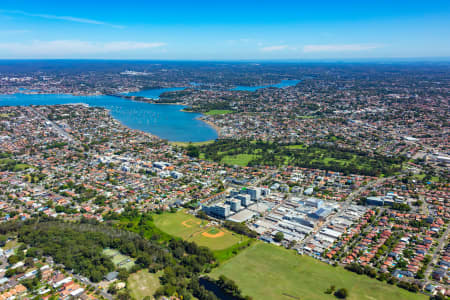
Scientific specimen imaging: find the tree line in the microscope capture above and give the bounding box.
[223,221,258,238]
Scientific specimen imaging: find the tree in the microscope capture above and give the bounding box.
[186,144,200,158]
[7,255,20,265]
[334,288,348,299]
[136,254,152,268]
[116,290,132,300]
[274,232,284,242]
[368,268,377,278]
[223,221,257,238]
[288,240,296,249]
[25,257,34,267]
[5,267,19,277]
[325,285,336,294]
[26,247,41,258]
[0,235,7,247]
[430,293,446,300]
[107,284,117,295]
[90,270,104,283]
[196,210,210,220]
[117,268,129,281]
[21,277,39,290]
[216,275,242,297]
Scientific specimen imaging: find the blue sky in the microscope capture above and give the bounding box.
[0,0,449,60]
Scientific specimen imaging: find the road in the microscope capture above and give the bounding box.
[299,176,389,248]
[27,106,78,144]
[72,274,113,300]
[424,224,450,279]
[253,168,279,186]
[40,255,113,300]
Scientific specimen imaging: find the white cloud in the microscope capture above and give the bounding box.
[0,40,166,57]
[303,44,380,52]
[0,10,123,28]
[260,45,289,52]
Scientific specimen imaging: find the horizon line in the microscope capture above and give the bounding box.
[0,57,450,63]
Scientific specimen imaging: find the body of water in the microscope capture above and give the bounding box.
[231,79,300,91]
[0,80,300,141]
[198,278,237,300]
[0,93,218,142]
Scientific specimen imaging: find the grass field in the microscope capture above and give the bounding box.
[103,248,135,270]
[153,211,245,251]
[208,228,220,234]
[221,154,258,166]
[204,110,234,115]
[210,242,426,300]
[128,270,161,300]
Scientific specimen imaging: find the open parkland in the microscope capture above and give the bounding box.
[210,242,426,300]
[127,210,428,300]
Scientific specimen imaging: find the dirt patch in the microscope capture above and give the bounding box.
[181,219,201,228]
[202,230,225,238]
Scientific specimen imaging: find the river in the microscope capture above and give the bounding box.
[0,80,300,142]
[0,92,218,142]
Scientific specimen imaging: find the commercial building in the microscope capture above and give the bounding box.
[203,204,230,218]
[229,199,241,212]
[305,198,323,208]
[246,187,261,201]
[309,207,333,220]
[235,194,251,206]
[366,196,384,206]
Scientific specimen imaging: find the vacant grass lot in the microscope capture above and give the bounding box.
[153,211,245,251]
[210,242,426,300]
[128,270,161,300]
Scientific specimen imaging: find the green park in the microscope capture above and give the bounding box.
[153,210,247,251]
[210,242,426,300]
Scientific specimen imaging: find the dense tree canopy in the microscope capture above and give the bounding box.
[17,221,168,282]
